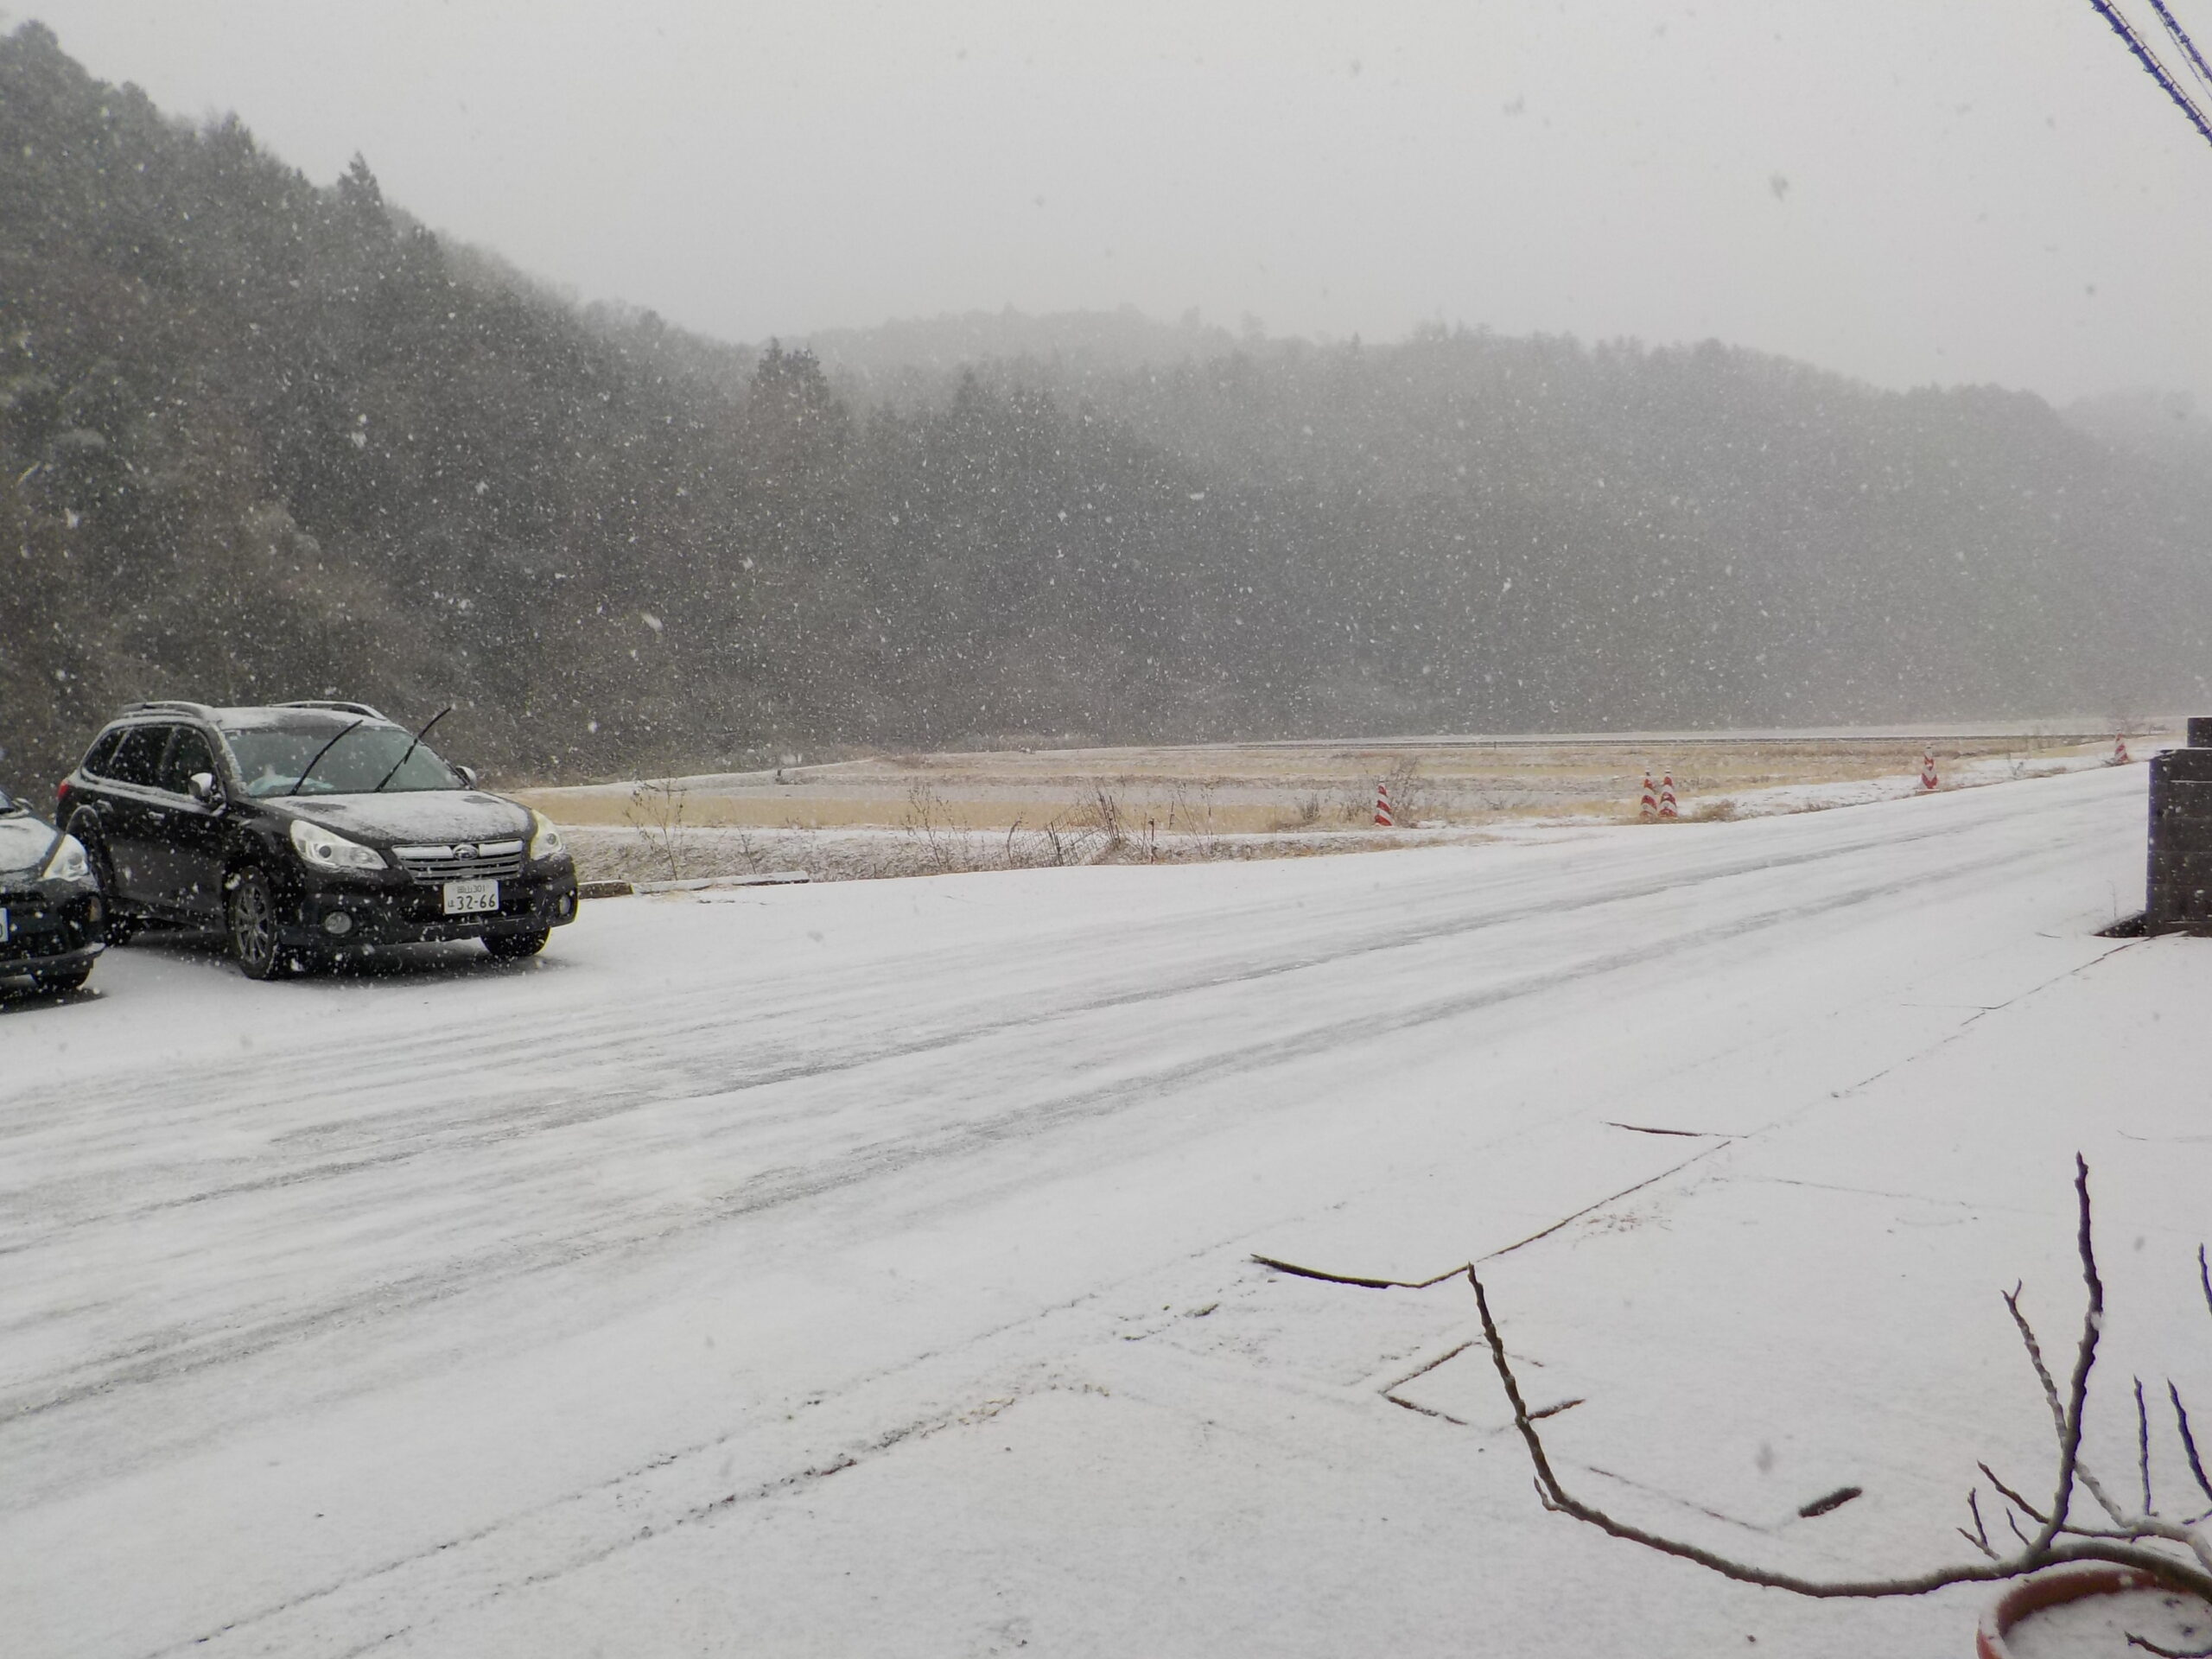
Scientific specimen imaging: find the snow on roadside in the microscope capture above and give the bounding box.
[562,747,2151,886]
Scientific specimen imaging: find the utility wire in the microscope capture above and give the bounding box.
[2086,0,2212,149]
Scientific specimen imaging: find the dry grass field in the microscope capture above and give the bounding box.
[512,723,2166,887]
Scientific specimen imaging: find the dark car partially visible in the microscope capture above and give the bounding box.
[59,700,578,979]
[0,786,105,995]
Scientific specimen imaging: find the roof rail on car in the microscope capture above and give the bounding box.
[121,700,219,719]
[274,700,388,720]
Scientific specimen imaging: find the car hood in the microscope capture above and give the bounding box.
[0,814,60,883]
[265,792,532,847]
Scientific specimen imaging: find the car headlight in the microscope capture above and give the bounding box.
[41,834,90,883]
[529,810,567,861]
[289,818,386,872]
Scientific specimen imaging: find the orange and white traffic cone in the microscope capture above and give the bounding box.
[1658,772,1679,820]
[1374,783,1395,827]
[1639,771,1658,820]
[1920,748,1940,791]
[2112,735,2131,766]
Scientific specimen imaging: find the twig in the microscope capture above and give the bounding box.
[1961,1489,1998,1560]
[1799,1486,1862,1519]
[1980,1462,2048,1525]
[2126,1636,2212,1658]
[1249,1253,1471,1291]
[2033,1155,2105,1551]
[2003,1162,2131,1533]
[2176,1383,2212,1510]
[2143,1377,2158,1518]
[2003,1281,2065,1438]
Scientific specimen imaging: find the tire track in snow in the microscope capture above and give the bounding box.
[0,785,2104,1248]
[0,817,2107,1426]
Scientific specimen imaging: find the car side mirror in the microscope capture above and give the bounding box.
[188,772,223,808]
[454,765,480,789]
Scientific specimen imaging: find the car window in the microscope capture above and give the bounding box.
[103,725,170,788]
[222,721,461,797]
[80,729,125,778]
[157,728,219,797]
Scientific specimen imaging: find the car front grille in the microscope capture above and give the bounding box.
[391,841,526,884]
[0,893,90,952]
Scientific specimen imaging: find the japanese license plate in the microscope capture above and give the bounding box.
[443,879,499,915]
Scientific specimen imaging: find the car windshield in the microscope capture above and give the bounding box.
[223,721,462,798]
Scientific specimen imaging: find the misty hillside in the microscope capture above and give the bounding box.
[2061,388,2212,473]
[3,20,2207,791]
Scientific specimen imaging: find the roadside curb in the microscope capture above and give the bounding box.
[582,872,811,899]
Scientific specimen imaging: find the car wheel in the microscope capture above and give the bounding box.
[30,963,92,995]
[226,868,285,980]
[483,928,550,962]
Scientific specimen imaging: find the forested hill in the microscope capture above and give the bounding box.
[3,21,2207,791]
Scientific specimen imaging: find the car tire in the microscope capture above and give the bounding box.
[30,963,92,995]
[226,868,285,980]
[484,928,550,962]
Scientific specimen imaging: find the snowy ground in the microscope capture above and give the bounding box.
[3,762,2207,1657]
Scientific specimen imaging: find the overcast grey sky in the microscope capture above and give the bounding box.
[18,1,2212,404]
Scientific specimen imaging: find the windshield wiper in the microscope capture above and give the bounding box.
[286,718,366,797]
[372,704,453,792]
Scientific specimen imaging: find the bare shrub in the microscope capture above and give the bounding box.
[1162,781,1223,851]
[901,781,970,874]
[1088,785,1128,856]
[721,824,766,873]
[1036,814,1093,866]
[623,778,690,880]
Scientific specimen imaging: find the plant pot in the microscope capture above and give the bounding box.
[1978,1561,2210,1658]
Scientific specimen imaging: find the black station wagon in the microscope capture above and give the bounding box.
[58,700,578,978]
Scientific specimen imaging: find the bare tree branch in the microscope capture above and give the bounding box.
[1980,1461,2049,1527]
[2005,1280,2067,1439]
[2143,1376,2158,1518]
[2126,1635,2212,1658]
[2035,1155,2107,1552]
[1261,1155,2212,1606]
[2176,1383,2212,1512]
[2003,1164,2133,1532]
[1961,1489,1998,1560]
[1459,1255,2212,1599]
[1248,1254,1467,1291]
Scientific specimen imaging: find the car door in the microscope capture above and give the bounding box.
[94,723,174,908]
[150,725,229,921]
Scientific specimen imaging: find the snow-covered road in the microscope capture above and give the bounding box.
[5,765,2205,1657]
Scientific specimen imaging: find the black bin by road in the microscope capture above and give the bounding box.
[2148,717,2212,935]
